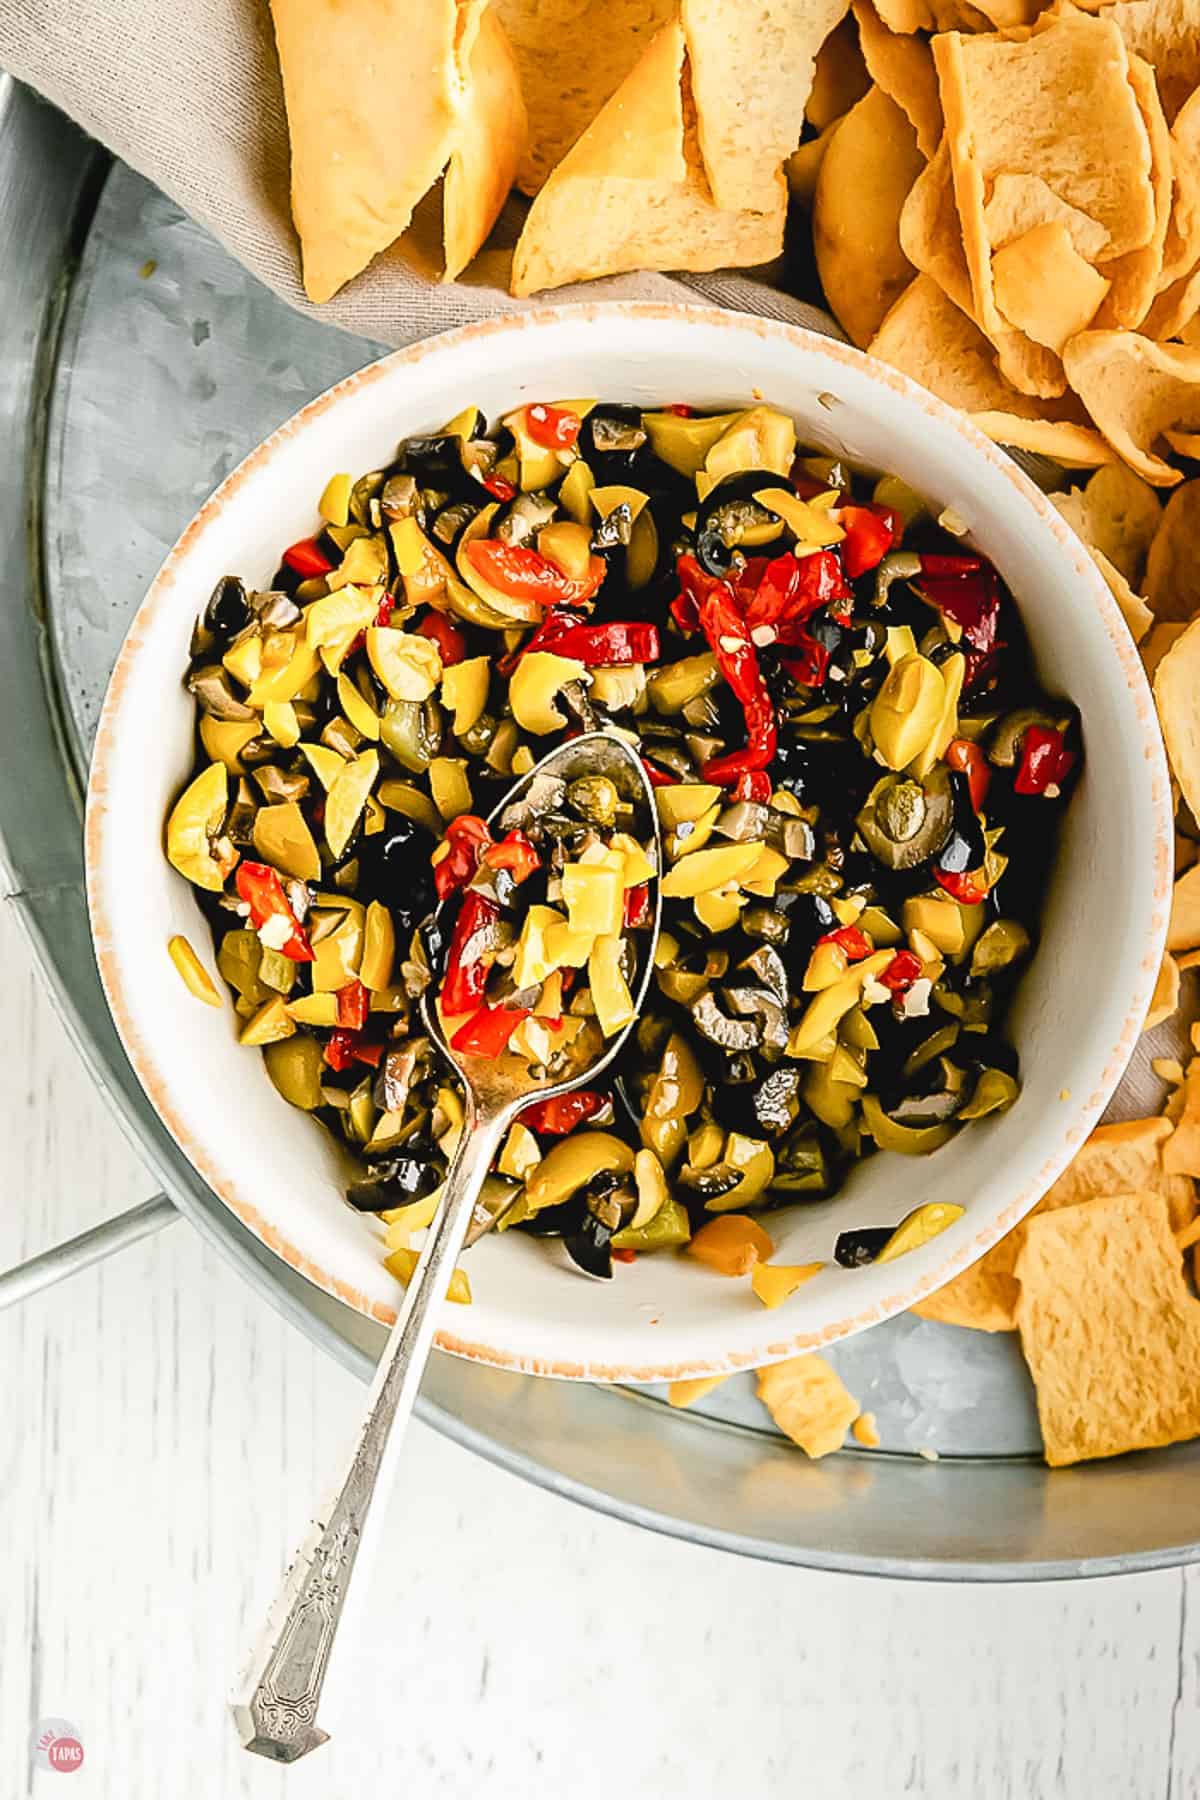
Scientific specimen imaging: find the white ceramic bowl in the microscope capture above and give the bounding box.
[86,303,1172,1382]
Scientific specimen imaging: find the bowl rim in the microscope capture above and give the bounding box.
[85,299,1174,1381]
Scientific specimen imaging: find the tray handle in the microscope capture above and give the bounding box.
[0,1194,178,1310]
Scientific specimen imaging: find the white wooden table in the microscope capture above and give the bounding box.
[2,901,1196,1798]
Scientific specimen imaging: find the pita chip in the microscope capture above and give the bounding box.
[1016,1188,1200,1465]
[1108,0,1200,122]
[270,0,462,304]
[494,0,676,196]
[1145,479,1200,619]
[813,85,923,347]
[1051,462,1162,587]
[786,123,840,207]
[992,221,1111,354]
[757,1355,861,1457]
[443,9,528,281]
[807,14,872,129]
[1168,860,1200,951]
[984,174,1110,262]
[1155,615,1200,818]
[1063,331,1200,486]
[1091,57,1173,330]
[682,0,848,211]
[1161,88,1200,285]
[852,0,942,154]
[511,21,785,296]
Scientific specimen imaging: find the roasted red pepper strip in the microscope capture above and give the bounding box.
[641,758,679,787]
[482,830,541,883]
[670,591,700,635]
[624,882,652,928]
[442,892,501,1015]
[507,609,660,668]
[692,568,777,786]
[934,867,988,905]
[416,608,467,666]
[916,563,1001,653]
[481,472,516,501]
[1014,725,1076,796]
[524,403,581,450]
[433,814,493,902]
[335,980,369,1031]
[944,738,991,812]
[879,949,923,993]
[732,769,772,804]
[919,553,981,578]
[450,1006,530,1057]
[819,925,872,961]
[282,535,334,579]
[234,862,313,962]
[838,504,898,579]
[325,1029,384,1072]
[523,1090,605,1134]
[465,539,605,609]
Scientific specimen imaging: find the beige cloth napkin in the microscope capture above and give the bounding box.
[0,0,837,347]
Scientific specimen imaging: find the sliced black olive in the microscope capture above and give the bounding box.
[834,1227,893,1268]
[517,1196,587,1238]
[347,1156,442,1211]
[695,471,786,577]
[204,575,253,643]
[380,473,418,522]
[690,989,762,1051]
[711,1064,801,1137]
[186,664,257,722]
[856,766,954,871]
[737,945,789,1006]
[355,814,438,933]
[768,813,816,861]
[678,1163,743,1200]
[581,405,648,476]
[592,502,634,552]
[934,769,986,875]
[563,1208,615,1278]
[429,497,481,550]
[398,434,476,496]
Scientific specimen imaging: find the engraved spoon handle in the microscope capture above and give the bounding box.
[232,1102,507,1763]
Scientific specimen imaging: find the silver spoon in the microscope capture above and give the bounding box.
[233,729,661,1762]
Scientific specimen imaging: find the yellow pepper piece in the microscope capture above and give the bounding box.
[381,1187,444,1240]
[668,803,721,861]
[385,1246,471,1304]
[199,716,260,773]
[252,800,322,882]
[876,1201,965,1261]
[689,1214,775,1277]
[741,844,789,897]
[544,917,595,970]
[562,862,624,937]
[310,898,365,992]
[609,831,655,887]
[298,742,349,790]
[588,934,635,1037]
[911,651,964,778]
[263,701,301,748]
[498,1122,541,1183]
[167,934,222,1007]
[751,1262,823,1308]
[165,761,230,892]
[318,471,352,526]
[441,655,491,736]
[660,842,762,899]
[285,991,339,1026]
[524,1132,635,1212]
[337,670,381,741]
[247,634,321,706]
[788,975,866,1056]
[902,894,966,956]
[513,905,566,989]
[869,654,945,772]
[655,782,722,828]
[694,889,745,932]
[884,624,917,667]
[238,996,296,1046]
[367,627,442,702]
[360,900,396,991]
[324,749,379,859]
[803,940,848,991]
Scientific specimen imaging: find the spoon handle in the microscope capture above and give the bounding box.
[232,1104,506,1763]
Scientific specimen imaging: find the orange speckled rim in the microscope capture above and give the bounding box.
[85,302,1173,1383]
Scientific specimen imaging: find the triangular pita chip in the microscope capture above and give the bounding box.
[1142,265,1200,339]
[1161,87,1200,284]
[1145,478,1200,619]
[914,1117,1192,1332]
[852,0,942,155]
[813,85,923,347]
[682,0,848,212]
[984,174,1109,261]
[1063,330,1200,485]
[494,0,676,196]
[1051,461,1162,585]
[1016,1188,1200,1465]
[443,9,528,282]
[1108,0,1200,121]
[1168,861,1200,951]
[1088,546,1155,641]
[511,21,785,295]
[757,1355,861,1457]
[1143,618,1189,679]
[935,14,1156,347]
[1155,615,1200,817]
[270,0,462,303]
[807,15,872,129]
[786,124,840,207]
[1092,57,1173,329]
[992,221,1111,353]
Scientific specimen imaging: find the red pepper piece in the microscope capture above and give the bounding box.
[483,830,542,883]
[838,505,898,579]
[1014,725,1076,797]
[732,769,772,805]
[819,925,872,962]
[450,1006,530,1057]
[416,608,467,666]
[641,758,679,787]
[433,814,493,902]
[441,892,501,1015]
[934,867,988,905]
[670,591,700,635]
[693,571,777,786]
[524,403,581,450]
[346,592,394,658]
[324,1029,384,1072]
[335,980,369,1031]
[944,738,991,812]
[879,949,924,994]
[917,561,1001,657]
[282,536,334,579]
[624,883,652,928]
[464,539,605,609]
[545,620,661,665]
[482,472,517,501]
[918,553,981,579]
[666,402,694,417]
[523,1090,605,1135]
[234,862,314,962]
[612,1247,637,1264]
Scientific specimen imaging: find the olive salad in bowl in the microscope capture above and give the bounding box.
[164,396,1080,1299]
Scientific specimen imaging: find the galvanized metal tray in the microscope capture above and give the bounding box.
[4,72,1199,1577]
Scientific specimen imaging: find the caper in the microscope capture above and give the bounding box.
[567,775,619,827]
